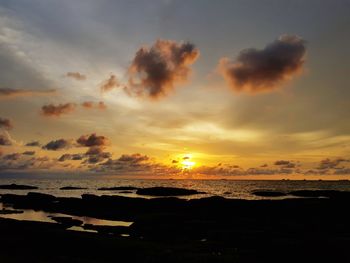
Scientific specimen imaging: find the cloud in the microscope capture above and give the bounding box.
[58,154,72,162]
[0,134,12,146]
[219,35,306,94]
[76,133,110,147]
[0,88,56,99]
[118,153,149,163]
[81,101,107,110]
[94,153,179,175]
[274,160,291,165]
[58,153,84,162]
[334,168,350,175]
[42,139,71,151]
[22,151,35,156]
[41,103,76,117]
[127,39,200,99]
[191,163,295,176]
[25,141,41,147]
[66,72,86,81]
[317,158,349,170]
[81,101,94,108]
[0,117,13,130]
[2,153,21,161]
[97,101,107,110]
[100,75,122,93]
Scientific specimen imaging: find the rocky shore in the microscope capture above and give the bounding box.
[1,189,350,262]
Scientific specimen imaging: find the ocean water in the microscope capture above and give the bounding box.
[1,178,350,200]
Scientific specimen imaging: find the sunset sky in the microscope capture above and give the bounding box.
[1,0,350,179]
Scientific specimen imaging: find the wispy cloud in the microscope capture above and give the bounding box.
[0,88,56,99]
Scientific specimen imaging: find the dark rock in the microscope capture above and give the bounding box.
[252,190,287,197]
[0,192,56,210]
[288,190,350,199]
[0,209,24,215]
[98,186,138,191]
[60,186,87,190]
[27,192,56,202]
[83,224,130,235]
[136,187,203,196]
[0,184,38,190]
[51,216,83,227]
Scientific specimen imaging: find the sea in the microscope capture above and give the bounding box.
[1,178,350,200]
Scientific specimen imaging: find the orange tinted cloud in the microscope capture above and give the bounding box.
[100,75,121,93]
[81,101,94,108]
[41,103,76,117]
[127,39,200,99]
[81,101,107,110]
[219,35,306,94]
[66,72,86,81]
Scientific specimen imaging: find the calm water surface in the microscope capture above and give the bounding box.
[1,178,350,200]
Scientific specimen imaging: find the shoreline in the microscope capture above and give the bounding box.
[1,191,350,262]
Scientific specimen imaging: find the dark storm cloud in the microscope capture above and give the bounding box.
[0,88,56,99]
[25,141,41,147]
[100,75,122,93]
[42,139,71,151]
[76,133,110,147]
[127,39,200,99]
[219,35,306,94]
[66,72,86,81]
[0,135,11,146]
[0,118,13,130]
[41,103,76,117]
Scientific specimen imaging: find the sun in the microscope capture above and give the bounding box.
[181,154,196,170]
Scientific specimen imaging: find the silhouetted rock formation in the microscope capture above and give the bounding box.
[0,184,38,190]
[288,190,350,198]
[83,224,129,235]
[51,216,83,228]
[136,187,203,196]
[60,186,87,190]
[0,209,23,215]
[1,191,350,263]
[98,186,138,191]
[252,190,286,197]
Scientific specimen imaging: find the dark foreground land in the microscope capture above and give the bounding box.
[1,189,350,262]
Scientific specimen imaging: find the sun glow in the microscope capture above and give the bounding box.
[181,154,196,170]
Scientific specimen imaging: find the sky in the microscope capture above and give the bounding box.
[0,0,350,179]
